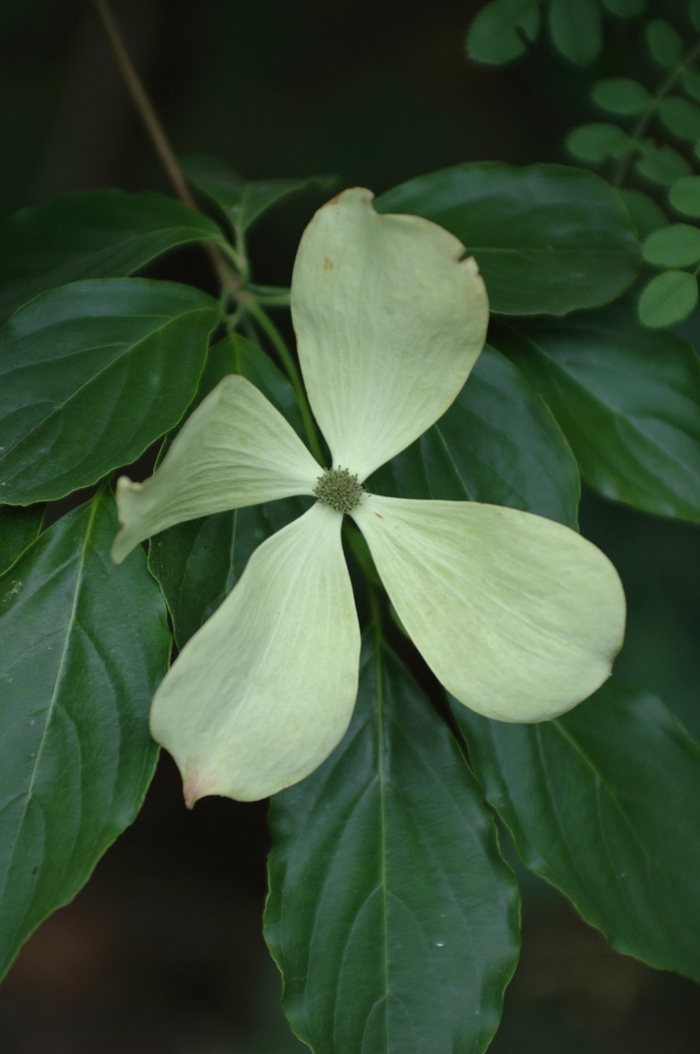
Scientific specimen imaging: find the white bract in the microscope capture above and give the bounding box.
[111,188,626,804]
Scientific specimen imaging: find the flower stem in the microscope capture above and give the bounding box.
[245,298,325,466]
[89,0,240,299]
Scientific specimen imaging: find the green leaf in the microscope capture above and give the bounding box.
[600,0,646,15]
[492,305,700,522]
[0,278,221,505]
[660,96,700,139]
[265,636,520,1054]
[548,0,602,65]
[619,188,669,238]
[149,498,307,649]
[646,18,683,66]
[0,504,43,575]
[669,174,700,215]
[466,0,542,64]
[375,162,641,316]
[639,269,699,326]
[690,0,700,32]
[592,77,651,115]
[368,343,580,528]
[682,68,700,101]
[0,189,225,326]
[452,679,700,982]
[0,491,170,980]
[636,138,693,185]
[642,222,700,265]
[181,155,336,233]
[566,121,631,162]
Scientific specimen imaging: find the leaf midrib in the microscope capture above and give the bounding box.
[0,497,98,931]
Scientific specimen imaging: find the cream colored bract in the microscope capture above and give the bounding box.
[112,187,626,804]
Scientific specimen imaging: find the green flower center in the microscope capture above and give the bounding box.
[314,467,365,514]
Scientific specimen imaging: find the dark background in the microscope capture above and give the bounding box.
[1,1,700,1051]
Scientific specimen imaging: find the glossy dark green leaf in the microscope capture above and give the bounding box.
[0,491,170,980]
[368,343,580,528]
[638,269,699,326]
[592,77,651,115]
[493,305,700,522]
[181,155,336,233]
[646,18,683,66]
[660,96,700,139]
[266,636,520,1054]
[669,174,700,216]
[466,0,542,64]
[636,138,692,185]
[149,498,307,649]
[376,162,640,315]
[0,278,221,505]
[453,679,700,982]
[0,504,43,575]
[566,122,631,162]
[549,0,601,65]
[642,222,700,265]
[619,188,669,238]
[0,189,225,325]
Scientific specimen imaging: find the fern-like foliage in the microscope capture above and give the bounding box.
[466,0,700,328]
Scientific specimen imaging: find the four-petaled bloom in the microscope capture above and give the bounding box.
[111,188,626,804]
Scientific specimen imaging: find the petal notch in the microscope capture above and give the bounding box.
[292,187,489,480]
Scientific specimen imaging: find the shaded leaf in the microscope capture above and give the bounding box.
[493,305,700,522]
[600,0,646,14]
[266,636,520,1054]
[669,174,700,215]
[639,269,698,326]
[660,96,700,139]
[466,0,542,64]
[642,222,700,265]
[592,77,651,115]
[682,68,700,101]
[549,0,602,65]
[0,504,43,575]
[0,189,225,326]
[0,278,221,505]
[566,122,631,162]
[453,679,700,982]
[646,18,683,66]
[181,155,336,233]
[0,491,170,980]
[376,162,640,316]
[636,139,692,185]
[368,343,580,529]
[619,188,669,238]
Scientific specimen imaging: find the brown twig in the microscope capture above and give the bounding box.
[89,0,239,296]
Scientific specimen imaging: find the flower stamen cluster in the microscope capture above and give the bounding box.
[314,467,365,513]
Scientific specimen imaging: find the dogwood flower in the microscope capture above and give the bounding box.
[111,188,625,805]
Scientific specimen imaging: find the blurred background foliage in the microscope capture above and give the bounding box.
[0,0,699,1051]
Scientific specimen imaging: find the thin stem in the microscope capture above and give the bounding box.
[245,298,325,466]
[614,38,700,186]
[90,0,240,298]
